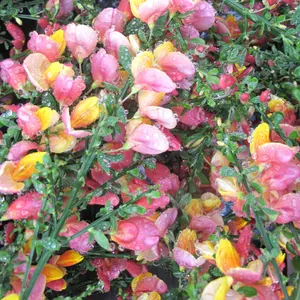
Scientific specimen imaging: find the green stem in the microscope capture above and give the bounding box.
[223,0,295,40]
[11,49,31,60]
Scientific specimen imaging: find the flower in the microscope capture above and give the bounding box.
[90,49,120,87]
[5,22,25,50]
[27,31,62,62]
[216,239,241,274]
[0,59,27,90]
[64,24,98,62]
[93,8,126,40]
[53,74,86,106]
[169,0,198,14]
[0,162,25,194]
[125,124,169,155]
[1,192,42,221]
[249,123,270,154]
[111,216,160,251]
[201,276,233,300]
[129,0,170,27]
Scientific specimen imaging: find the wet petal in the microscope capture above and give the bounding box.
[202,276,233,300]
[56,250,84,267]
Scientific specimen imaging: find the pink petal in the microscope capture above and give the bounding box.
[160,52,195,82]
[93,8,126,40]
[134,68,176,93]
[139,106,177,129]
[155,208,178,237]
[89,192,120,206]
[172,106,207,127]
[235,224,253,261]
[134,274,168,295]
[17,103,41,138]
[112,216,159,251]
[159,127,182,151]
[7,141,40,161]
[189,215,218,236]
[126,260,148,277]
[253,142,298,163]
[173,247,206,269]
[138,0,169,25]
[46,279,66,291]
[1,192,42,221]
[126,124,169,155]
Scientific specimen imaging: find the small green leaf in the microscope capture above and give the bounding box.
[237,286,257,297]
[118,46,132,74]
[250,182,263,193]
[190,38,205,45]
[289,131,300,140]
[220,166,238,177]
[102,82,120,93]
[90,229,109,250]
[292,256,300,272]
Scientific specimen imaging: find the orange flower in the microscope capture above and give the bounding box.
[249,123,270,154]
[56,250,84,267]
[11,152,46,182]
[216,239,241,274]
[177,229,197,254]
[42,264,65,283]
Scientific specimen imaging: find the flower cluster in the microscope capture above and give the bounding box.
[0,0,299,299]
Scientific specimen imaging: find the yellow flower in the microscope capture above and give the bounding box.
[215,177,239,200]
[56,250,84,267]
[201,192,221,213]
[268,98,285,112]
[195,241,215,260]
[132,272,153,292]
[50,29,66,55]
[276,251,286,266]
[1,294,20,300]
[216,239,241,274]
[44,62,74,87]
[35,107,60,131]
[11,152,46,181]
[202,276,233,300]
[137,292,161,300]
[71,97,103,129]
[249,123,270,154]
[131,51,154,77]
[184,198,202,217]
[153,41,175,63]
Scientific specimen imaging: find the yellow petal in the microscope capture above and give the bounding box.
[154,41,175,64]
[138,90,165,109]
[44,62,63,86]
[48,125,77,153]
[268,98,285,112]
[195,241,215,260]
[257,277,272,286]
[216,239,241,274]
[35,107,60,131]
[56,250,84,267]
[250,123,270,154]
[1,294,20,300]
[50,29,66,55]
[131,51,154,77]
[11,152,46,182]
[276,251,286,266]
[201,192,221,213]
[177,229,197,254]
[129,0,146,18]
[131,272,152,292]
[137,292,161,300]
[202,276,233,300]
[215,177,239,200]
[42,264,64,283]
[0,161,24,193]
[71,97,103,129]
[184,198,202,217]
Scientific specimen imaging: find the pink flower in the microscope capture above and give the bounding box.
[103,29,132,59]
[170,0,198,14]
[173,247,206,269]
[27,31,61,62]
[111,216,160,251]
[0,59,27,90]
[145,163,180,196]
[1,192,42,221]
[89,192,120,206]
[159,52,195,82]
[180,25,200,49]
[17,103,41,138]
[139,106,177,129]
[253,143,298,164]
[57,0,74,18]
[133,273,168,296]
[53,74,86,106]
[155,208,178,237]
[273,193,300,224]
[59,217,95,253]
[126,124,169,155]
[172,106,207,127]
[185,1,215,31]
[90,48,120,86]
[5,22,25,50]
[131,0,170,26]
[159,127,182,151]
[134,68,176,93]
[118,0,133,20]
[64,24,98,61]
[235,225,253,261]
[261,162,300,191]
[7,141,41,161]
[189,215,218,236]
[93,8,126,40]
[218,74,236,89]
